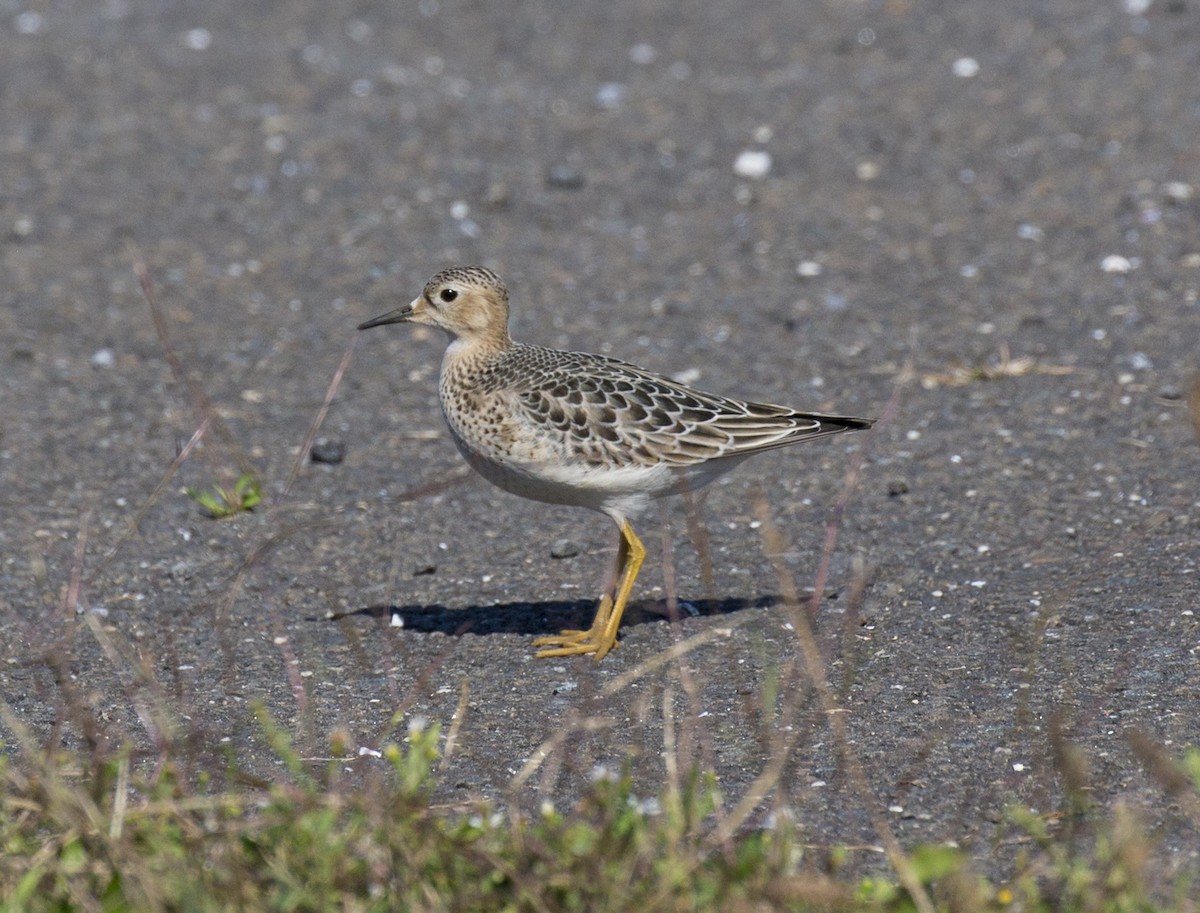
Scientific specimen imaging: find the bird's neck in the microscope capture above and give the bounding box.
[442,333,512,386]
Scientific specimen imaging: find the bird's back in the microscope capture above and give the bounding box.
[438,340,872,515]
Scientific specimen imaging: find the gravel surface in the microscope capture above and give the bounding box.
[2,0,1199,875]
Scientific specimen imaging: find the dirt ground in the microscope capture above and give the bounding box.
[2,0,1199,875]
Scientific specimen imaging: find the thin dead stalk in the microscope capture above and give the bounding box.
[745,366,936,913]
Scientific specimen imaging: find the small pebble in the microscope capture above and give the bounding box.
[1157,385,1182,400]
[182,27,212,50]
[546,164,585,189]
[628,43,656,65]
[733,150,772,179]
[412,563,437,576]
[952,57,980,78]
[856,161,881,181]
[91,348,116,368]
[1101,254,1133,273]
[1163,181,1193,201]
[310,439,346,464]
[15,11,44,34]
[550,539,579,559]
[886,479,910,497]
[594,82,625,109]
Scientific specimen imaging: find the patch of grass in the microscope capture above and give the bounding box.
[1,712,1195,912]
[920,345,1073,388]
[185,473,263,518]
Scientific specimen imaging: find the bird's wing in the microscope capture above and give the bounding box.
[509,346,871,469]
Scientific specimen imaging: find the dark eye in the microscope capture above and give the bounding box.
[439,287,458,303]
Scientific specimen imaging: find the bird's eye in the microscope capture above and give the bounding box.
[439,287,458,303]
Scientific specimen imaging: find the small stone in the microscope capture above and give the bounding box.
[310,439,345,464]
[15,11,44,34]
[1157,385,1182,400]
[733,149,772,179]
[182,27,212,50]
[886,479,910,497]
[1101,254,1133,273]
[90,348,116,368]
[546,164,585,189]
[856,160,881,181]
[952,57,980,78]
[1163,181,1193,201]
[594,82,625,109]
[550,539,579,559]
[412,563,436,576]
[628,43,656,65]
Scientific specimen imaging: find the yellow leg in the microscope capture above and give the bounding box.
[534,520,645,660]
[533,532,625,646]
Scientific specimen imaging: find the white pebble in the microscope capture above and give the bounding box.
[15,11,44,34]
[1163,181,1193,201]
[1101,254,1133,273]
[1128,352,1153,370]
[796,260,822,277]
[856,160,881,181]
[91,348,116,368]
[595,82,625,109]
[733,150,772,179]
[182,27,212,50]
[628,43,656,65]
[952,57,980,78]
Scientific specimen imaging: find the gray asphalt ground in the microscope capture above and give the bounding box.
[3,0,1199,876]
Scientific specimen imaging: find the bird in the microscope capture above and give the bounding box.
[358,266,873,660]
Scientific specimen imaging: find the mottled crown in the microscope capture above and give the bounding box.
[424,266,508,302]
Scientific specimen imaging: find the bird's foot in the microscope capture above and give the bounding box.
[533,628,619,660]
[533,595,618,659]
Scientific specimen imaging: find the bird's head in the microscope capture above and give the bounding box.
[358,266,511,344]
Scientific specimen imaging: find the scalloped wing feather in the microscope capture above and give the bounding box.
[507,345,869,469]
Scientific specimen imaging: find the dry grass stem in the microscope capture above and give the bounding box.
[920,344,1073,388]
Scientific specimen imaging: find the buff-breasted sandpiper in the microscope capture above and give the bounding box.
[359,266,873,660]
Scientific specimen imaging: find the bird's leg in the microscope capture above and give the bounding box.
[592,520,644,658]
[533,529,626,648]
[534,521,644,660]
